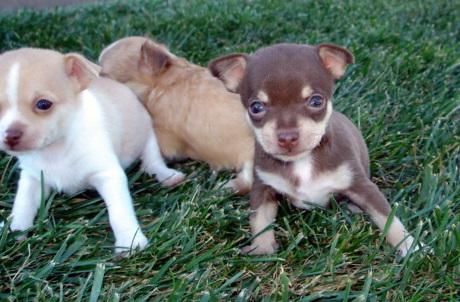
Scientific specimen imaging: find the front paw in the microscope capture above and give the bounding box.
[398,236,431,257]
[114,231,148,256]
[10,218,33,232]
[223,178,251,195]
[291,199,315,211]
[10,219,33,241]
[157,169,185,187]
[241,240,279,255]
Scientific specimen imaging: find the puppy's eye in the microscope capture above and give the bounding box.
[249,100,266,116]
[36,99,53,111]
[307,94,324,108]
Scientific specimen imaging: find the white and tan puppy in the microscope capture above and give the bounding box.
[99,37,254,194]
[0,48,184,255]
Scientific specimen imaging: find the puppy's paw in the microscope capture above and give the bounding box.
[346,202,363,213]
[114,231,148,256]
[223,178,251,195]
[157,169,185,187]
[397,236,431,257]
[10,219,32,241]
[291,199,316,211]
[241,241,279,255]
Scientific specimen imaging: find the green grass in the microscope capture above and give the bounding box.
[0,0,459,300]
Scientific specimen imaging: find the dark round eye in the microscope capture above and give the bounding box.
[36,99,53,111]
[249,100,266,116]
[307,94,324,108]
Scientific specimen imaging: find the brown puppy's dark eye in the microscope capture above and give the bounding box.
[307,94,324,108]
[249,100,266,116]
[36,99,53,111]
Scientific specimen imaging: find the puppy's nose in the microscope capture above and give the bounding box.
[277,129,299,149]
[3,129,23,147]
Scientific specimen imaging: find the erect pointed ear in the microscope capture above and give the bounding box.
[317,44,354,79]
[139,40,171,76]
[209,54,248,92]
[64,53,100,91]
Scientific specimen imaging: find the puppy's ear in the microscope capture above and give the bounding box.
[64,53,100,91]
[139,40,171,76]
[209,54,248,92]
[317,44,354,79]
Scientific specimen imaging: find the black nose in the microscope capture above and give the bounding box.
[4,129,23,147]
[277,129,299,149]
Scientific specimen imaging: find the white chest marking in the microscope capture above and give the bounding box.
[256,156,353,209]
[6,62,20,105]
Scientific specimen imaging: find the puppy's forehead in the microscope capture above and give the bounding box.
[0,49,66,80]
[0,49,73,103]
[246,44,334,101]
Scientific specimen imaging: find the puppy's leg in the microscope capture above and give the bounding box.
[241,179,279,255]
[141,132,185,187]
[224,160,253,195]
[10,172,49,234]
[89,168,148,255]
[344,177,418,257]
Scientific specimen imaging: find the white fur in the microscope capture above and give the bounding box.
[223,160,254,193]
[242,200,278,255]
[17,90,119,193]
[240,160,254,185]
[1,63,22,138]
[8,88,154,254]
[0,107,22,137]
[141,131,185,186]
[6,62,20,105]
[371,210,416,257]
[256,156,353,209]
[10,172,49,232]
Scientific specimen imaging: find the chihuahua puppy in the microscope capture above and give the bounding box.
[0,48,184,255]
[98,37,254,194]
[210,43,419,256]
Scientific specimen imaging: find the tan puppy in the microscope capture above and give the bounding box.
[0,48,184,255]
[99,37,254,194]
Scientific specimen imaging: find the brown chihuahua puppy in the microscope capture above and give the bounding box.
[210,43,420,256]
[98,37,254,194]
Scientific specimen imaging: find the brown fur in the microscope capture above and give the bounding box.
[210,43,418,256]
[99,37,254,194]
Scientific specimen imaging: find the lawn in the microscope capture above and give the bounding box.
[0,0,459,300]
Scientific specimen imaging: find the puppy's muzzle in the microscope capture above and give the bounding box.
[3,128,23,147]
[277,128,299,150]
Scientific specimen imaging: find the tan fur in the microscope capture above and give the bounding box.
[252,102,333,161]
[99,37,255,193]
[301,85,313,99]
[257,90,269,103]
